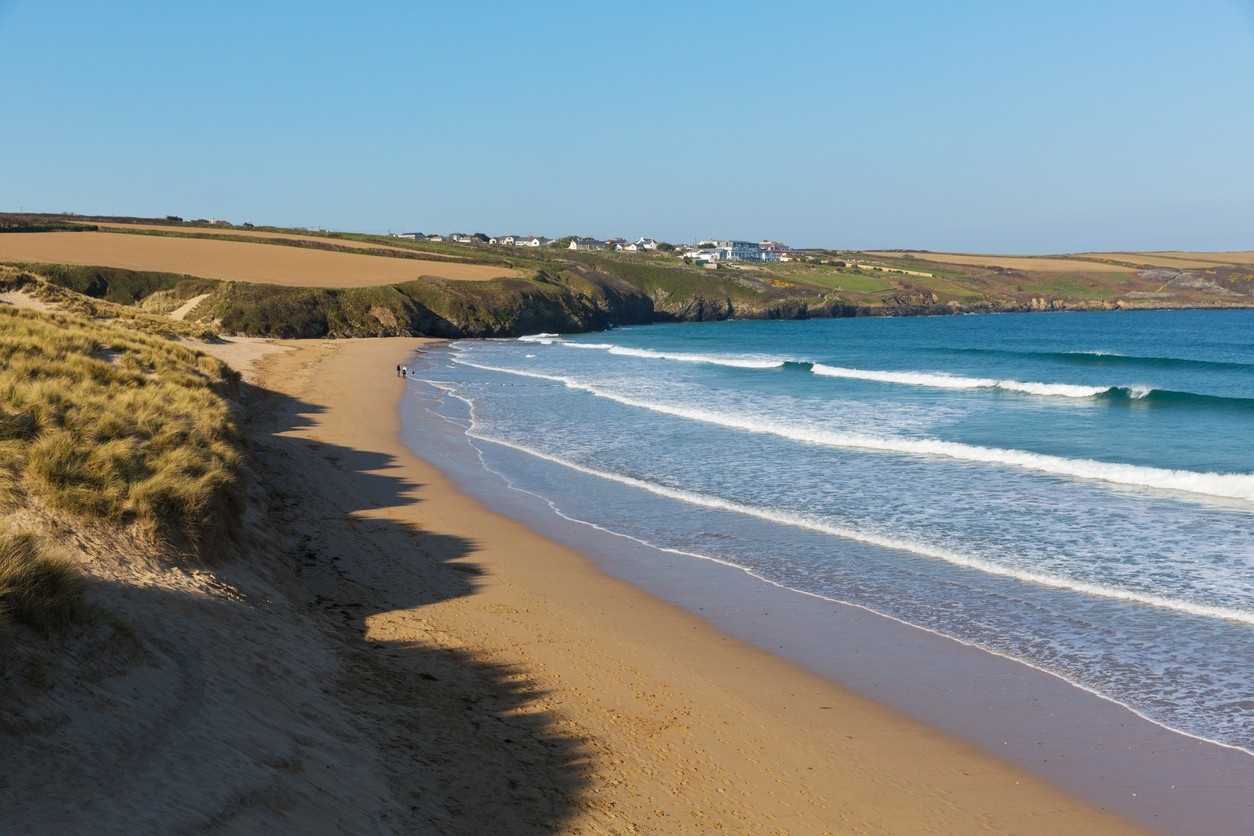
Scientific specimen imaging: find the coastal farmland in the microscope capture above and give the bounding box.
[92,222,465,258]
[865,251,1135,273]
[1076,251,1254,268]
[869,249,1254,272]
[0,231,515,287]
[2,215,1251,339]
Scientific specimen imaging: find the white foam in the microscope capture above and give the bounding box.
[522,341,1108,396]
[811,363,1109,398]
[606,345,786,369]
[466,430,1254,626]
[451,358,1254,503]
[516,337,787,369]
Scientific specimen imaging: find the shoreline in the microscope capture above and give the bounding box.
[231,334,1156,832]
[401,341,1254,833]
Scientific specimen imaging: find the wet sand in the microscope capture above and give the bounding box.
[244,335,1144,832]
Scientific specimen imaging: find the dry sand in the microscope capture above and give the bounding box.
[224,337,1142,832]
[0,328,1143,833]
[167,292,213,320]
[0,231,515,286]
[0,289,55,312]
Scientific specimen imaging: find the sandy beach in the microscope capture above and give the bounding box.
[0,300,1150,832]
[226,336,1144,832]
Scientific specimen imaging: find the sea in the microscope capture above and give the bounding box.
[407,309,1254,756]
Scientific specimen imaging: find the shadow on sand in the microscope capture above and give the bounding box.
[0,373,598,833]
[231,379,596,831]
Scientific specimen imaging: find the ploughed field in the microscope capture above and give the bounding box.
[0,231,515,287]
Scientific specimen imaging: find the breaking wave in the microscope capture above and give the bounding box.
[464,430,1254,626]
[454,358,1254,503]
[513,337,1254,408]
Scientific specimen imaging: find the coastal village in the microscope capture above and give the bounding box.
[392,230,791,265]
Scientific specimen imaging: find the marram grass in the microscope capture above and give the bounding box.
[0,529,90,632]
[0,303,246,552]
[1,265,218,341]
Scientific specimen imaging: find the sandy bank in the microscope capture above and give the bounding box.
[233,336,1140,833]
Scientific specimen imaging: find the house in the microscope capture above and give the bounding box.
[395,232,423,240]
[449,233,481,244]
[426,234,446,242]
[569,237,607,251]
[708,240,780,263]
[517,236,550,247]
[620,237,658,252]
[682,247,729,263]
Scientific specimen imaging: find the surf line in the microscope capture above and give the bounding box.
[452,421,1254,628]
[450,357,1254,504]
[523,337,1138,401]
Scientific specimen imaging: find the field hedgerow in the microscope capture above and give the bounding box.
[0,304,246,554]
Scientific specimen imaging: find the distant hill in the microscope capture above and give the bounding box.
[3,214,1250,337]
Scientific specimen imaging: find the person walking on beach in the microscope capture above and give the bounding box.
[396,363,402,377]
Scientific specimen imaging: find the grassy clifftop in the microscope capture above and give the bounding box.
[4,214,1251,338]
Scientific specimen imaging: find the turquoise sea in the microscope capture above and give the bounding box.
[410,309,1254,754]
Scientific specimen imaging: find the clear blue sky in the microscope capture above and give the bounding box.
[3,0,1253,252]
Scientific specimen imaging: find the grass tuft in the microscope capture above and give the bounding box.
[0,530,90,632]
[0,304,247,552]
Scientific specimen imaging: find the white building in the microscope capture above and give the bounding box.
[620,237,658,252]
[682,247,729,262]
[683,239,780,263]
[569,237,607,251]
[723,240,780,263]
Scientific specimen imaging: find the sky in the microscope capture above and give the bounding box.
[3,0,1253,252]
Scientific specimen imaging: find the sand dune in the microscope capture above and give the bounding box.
[0,231,515,287]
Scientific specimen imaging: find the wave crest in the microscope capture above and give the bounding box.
[452,358,1254,503]
[465,430,1254,626]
